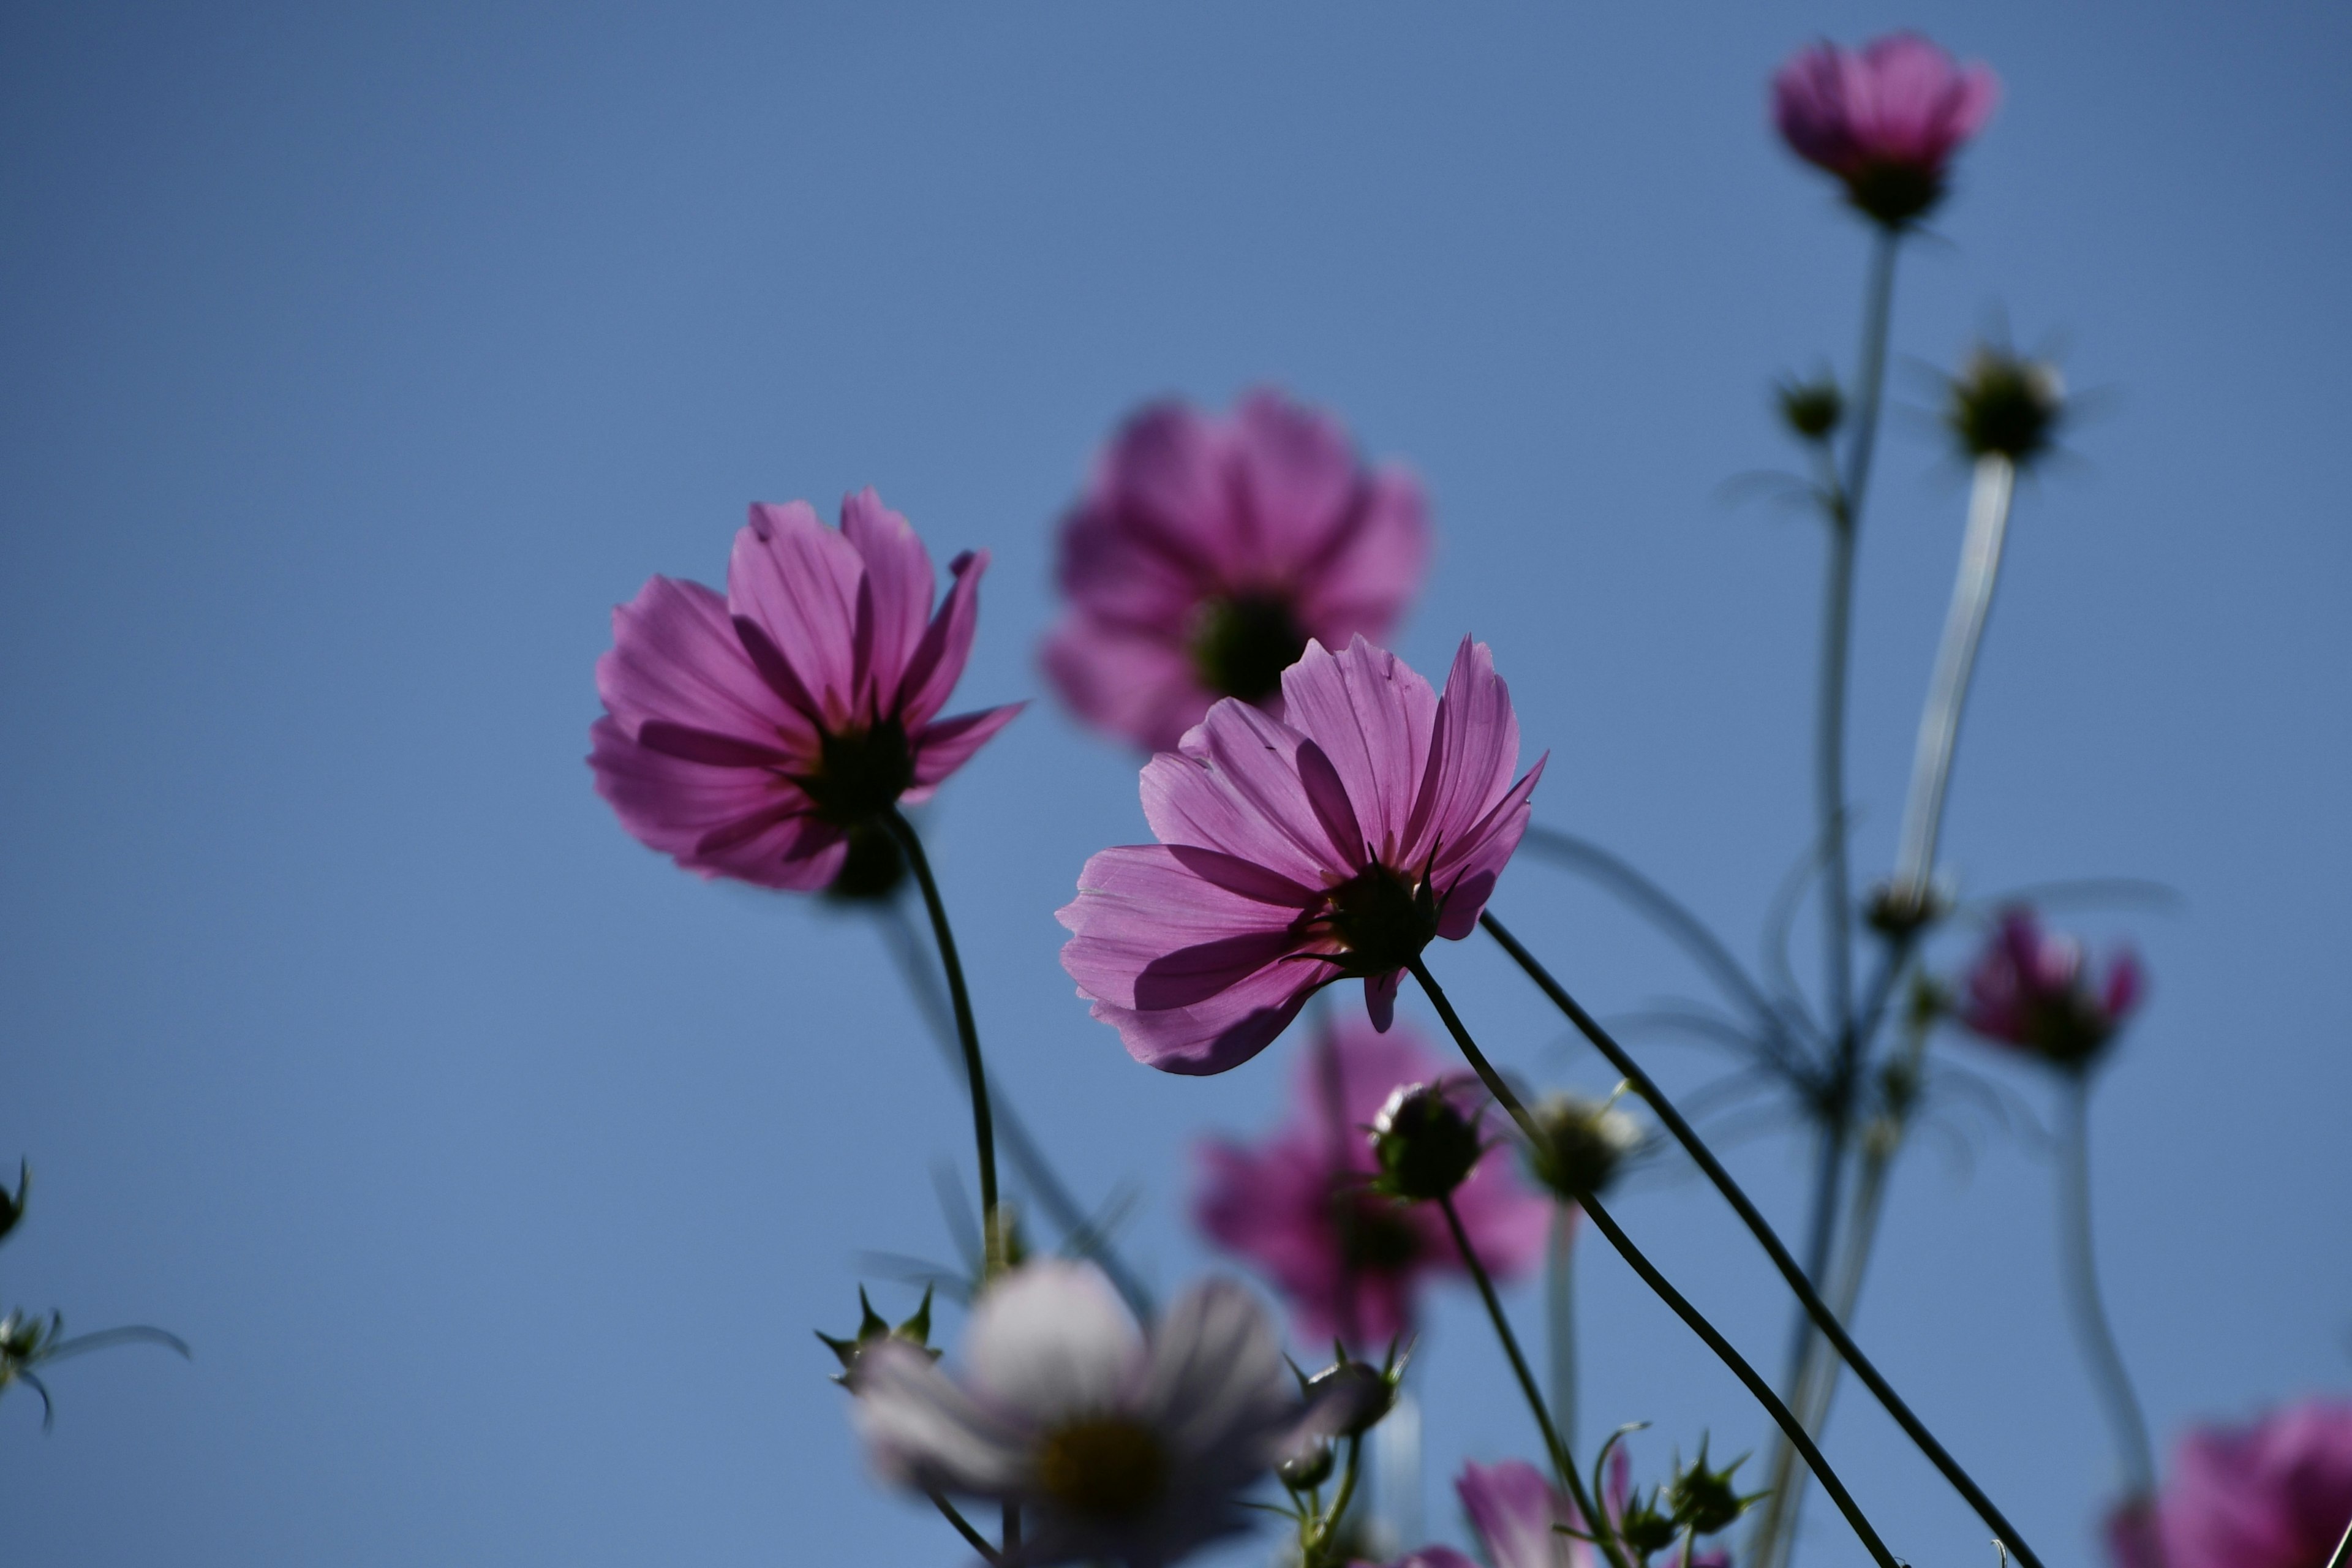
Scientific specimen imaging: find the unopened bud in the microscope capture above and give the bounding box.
[1277,1437,1335,1491]
[1948,346,2064,465]
[1525,1093,1640,1204]
[1776,374,1844,443]
[1668,1441,1763,1536]
[0,1162,24,1246]
[1304,1352,1399,1439]
[1369,1083,1483,1202]
[816,1286,937,1386]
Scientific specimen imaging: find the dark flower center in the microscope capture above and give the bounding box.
[1844,160,1945,228]
[799,720,914,826]
[2022,995,2113,1069]
[1036,1416,1169,1520]
[1189,592,1308,704]
[1949,354,2062,463]
[1330,1186,1422,1273]
[1325,864,1441,977]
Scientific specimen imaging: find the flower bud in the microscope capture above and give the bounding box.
[1276,1436,1335,1491]
[1368,1083,1483,1202]
[1668,1440,1763,1536]
[1863,876,1952,938]
[1776,374,1844,443]
[1523,1093,1640,1204]
[0,1162,24,1247]
[1615,1483,1681,1558]
[1947,346,2064,466]
[816,1286,937,1386]
[1303,1351,1400,1439]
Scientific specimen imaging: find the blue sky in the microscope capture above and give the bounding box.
[2,2,2346,1564]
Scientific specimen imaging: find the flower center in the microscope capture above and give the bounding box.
[1035,1416,1169,1521]
[1189,592,1308,704]
[1325,864,1441,976]
[799,720,914,826]
[1331,1187,1422,1273]
[1844,160,1943,228]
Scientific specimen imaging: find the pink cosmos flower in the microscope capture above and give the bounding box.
[1771,33,2000,228]
[1058,635,1545,1074]
[1042,390,1431,754]
[589,491,1022,890]
[1194,1019,1548,1349]
[2107,1400,2352,1568]
[1955,907,2146,1070]
[1450,1457,1728,1568]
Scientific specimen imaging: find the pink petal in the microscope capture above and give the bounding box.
[726,502,867,726]
[1406,638,1522,869]
[1055,402,1231,629]
[895,548,987,731]
[1363,970,1401,1031]
[838,488,934,710]
[1433,754,1546,940]
[905,703,1025,800]
[1085,965,1325,1075]
[1279,637,1439,864]
[588,717,843,891]
[1227,388,1360,566]
[1458,1460,1577,1568]
[1040,616,1215,755]
[1142,698,1358,882]
[1058,845,1317,1011]
[1290,464,1431,639]
[596,575,818,761]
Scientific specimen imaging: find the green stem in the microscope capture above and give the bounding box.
[929,1493,1003,1564]
[1408,958,1898,1568]
[1436,1191,1633,1568]
[1305,1435,1365,1568]
[1478,913,2047,1568]
[884,810,1001,1277]
[1547,1204,1580,1461]
[2059,1078,2157,1499]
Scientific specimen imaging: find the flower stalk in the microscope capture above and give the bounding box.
[2059,1076,2157,1502]
[1479,911,2047,1568]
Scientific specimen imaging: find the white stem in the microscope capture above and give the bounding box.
[1547,1205,1578,1462]
[1891,455,2018,907]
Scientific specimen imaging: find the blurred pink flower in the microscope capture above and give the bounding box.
[1956,907,2145,1069]
[1453,1456,1728,1568]
[589,492,1022,890]
[1058,635,1545,1074]
[2108,1400,2352,1568]
[1194,1020,1548,1349]
[1043,390,1430,753]
[1771,33,1999,227]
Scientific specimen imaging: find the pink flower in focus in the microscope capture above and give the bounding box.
[589,492,1022,889]
[1771,33,1999,227]
[1194,1020,1548,1349]
[1043,390,1431,753]
[1956,907,2146,1070]
[2108,1400,2352,1568]
[1058,635,1545,1074]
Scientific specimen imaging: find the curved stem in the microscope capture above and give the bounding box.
[1408,959,1898,1568]
[1891,455,2019,907]
[929,1493,1003,1564]
[2059,1078,2157,1499]
[884,810,1001,1277]
[1436,1190,1633,1568]
[1479,913,2048,1568]
[1305,1435,1365,1568]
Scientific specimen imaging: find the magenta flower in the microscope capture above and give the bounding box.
[2108,1400,2352,1568]
[1042,390,1431,754]
[1194,1020,1548,1348]
[1058,635,1545,1074]
[1771,32,1999,228]
[1956,907,2146,1070]
[589,491,1022,890]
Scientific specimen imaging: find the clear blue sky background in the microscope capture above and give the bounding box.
[3,3,2346,1564]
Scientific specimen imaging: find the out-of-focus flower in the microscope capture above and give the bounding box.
[1775,373,1844,444]
[1523,1092,1642,1205]
[853,1259,1296,1567]
[1060,636,1545,1073]
[589,491,1022,891]
[1947,345,2065,466]
[1955,907,2145,1070]
[1771,33,1999,228]
[1043,390,1431,755]
[2108,1400,2352,1568]
[1457,1459,1594,1568]
[1194,1022,1547,1349]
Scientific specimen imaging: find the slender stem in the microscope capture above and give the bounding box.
[1815,494,1859,1044]
[1547,1204,1580,1460]
[1306,1435,1365,1568]
[1480,913,2049,1568]
[928,1493,1003,1564]
[876,903,1153,1318]
[1001,1502,1022,1555]
[2059,1077,2157,1499]
[1437,1191,1634,1568]
[1891,455,2019,907]
[2329,1510,2352,1568]
[884,810,1001,1277]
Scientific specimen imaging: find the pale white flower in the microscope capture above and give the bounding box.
[854,1259,1295,1567]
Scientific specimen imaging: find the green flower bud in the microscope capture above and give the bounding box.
[1369,1083,1483,1202]
[1276,1436,1335,1491]
[816,1286,937,1385]
[1948,346,2064,465]
[1524,1093,1640,1204]
[1303,1349,1402,1439]
[1667,1439,1765,1537]
[1776,374,1845,443]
